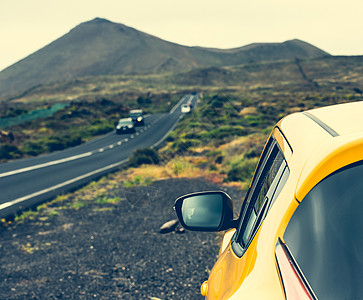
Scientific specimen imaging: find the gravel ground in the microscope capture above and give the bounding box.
[0,178,244,299]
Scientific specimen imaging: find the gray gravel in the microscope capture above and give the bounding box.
[0,178,244,299]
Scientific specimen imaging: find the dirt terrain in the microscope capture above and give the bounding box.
[0,178,244,299]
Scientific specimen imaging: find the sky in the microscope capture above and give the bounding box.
[1,0,362,72]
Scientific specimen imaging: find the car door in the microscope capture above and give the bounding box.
[206,133,290,299]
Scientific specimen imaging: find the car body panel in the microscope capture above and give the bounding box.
[208,229,265,299]
[219,229,236,257]
[305,101,363,135]
[272,127,292,162]
[200,101,363,299]
[205,153,299,299]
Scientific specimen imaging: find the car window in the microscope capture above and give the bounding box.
[130,111,143,117]
[236,136,289,248]
[283,161,363,299]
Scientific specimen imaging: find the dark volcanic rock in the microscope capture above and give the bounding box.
[0,178,244,299]
[159,219,179,234]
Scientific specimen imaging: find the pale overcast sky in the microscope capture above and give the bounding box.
[0,0,362,71]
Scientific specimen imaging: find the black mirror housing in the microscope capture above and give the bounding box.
[173,191,237,232]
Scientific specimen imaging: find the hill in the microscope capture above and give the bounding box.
[0,18,329,99]
[170,55,363,89]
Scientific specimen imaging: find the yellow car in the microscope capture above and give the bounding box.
[174,101,363,299]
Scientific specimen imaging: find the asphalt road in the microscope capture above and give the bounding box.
[0,94,199,218]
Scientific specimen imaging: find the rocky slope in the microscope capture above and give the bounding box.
[0,178,244,299]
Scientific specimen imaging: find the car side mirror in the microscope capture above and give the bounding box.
[173,191,238,231]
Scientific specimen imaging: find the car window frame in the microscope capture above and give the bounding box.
[232,135,290,255]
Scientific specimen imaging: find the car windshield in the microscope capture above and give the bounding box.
[130,111,142,118]
[284,161,363,299]
[118,119,132,125]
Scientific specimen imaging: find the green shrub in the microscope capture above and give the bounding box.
[129,148,160,167]
[209,164,218,171]
[44,137,65,152]
[90,124,114,136]
[227,158,258,183]
[244,115,262,127]
[202,125,247,140]
[245,144,264,159]
[22,135,82,156]
[65,135,83,147]
[170,138,200,154]
[88,122,114,136]
[0,144,22,159]
[137,96,152,106]
[22,142,45,156]
[206,149,222,157]
[184,132,201,139]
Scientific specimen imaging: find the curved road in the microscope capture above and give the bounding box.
[0,94,198,218]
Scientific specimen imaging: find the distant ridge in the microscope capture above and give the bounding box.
[0,18,330,99]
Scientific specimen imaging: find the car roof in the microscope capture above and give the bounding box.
[277,101,363,155]
[276,101,363,200]
[303,101,363,136]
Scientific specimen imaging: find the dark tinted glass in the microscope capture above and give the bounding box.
[239,140,288,246]
[236,138,275,242]
[254,150,284,212]
[284,161,363,299]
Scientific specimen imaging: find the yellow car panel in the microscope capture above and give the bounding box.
[305,101,363,135]
[272,127,292,162]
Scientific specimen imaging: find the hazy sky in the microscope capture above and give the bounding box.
[1,0,362,71]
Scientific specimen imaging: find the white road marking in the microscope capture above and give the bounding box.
[0,159,129,211]
[0,152,93,178]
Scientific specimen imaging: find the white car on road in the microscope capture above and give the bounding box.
[181,104,191,113]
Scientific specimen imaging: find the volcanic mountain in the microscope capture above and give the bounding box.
[0,18,329,98]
